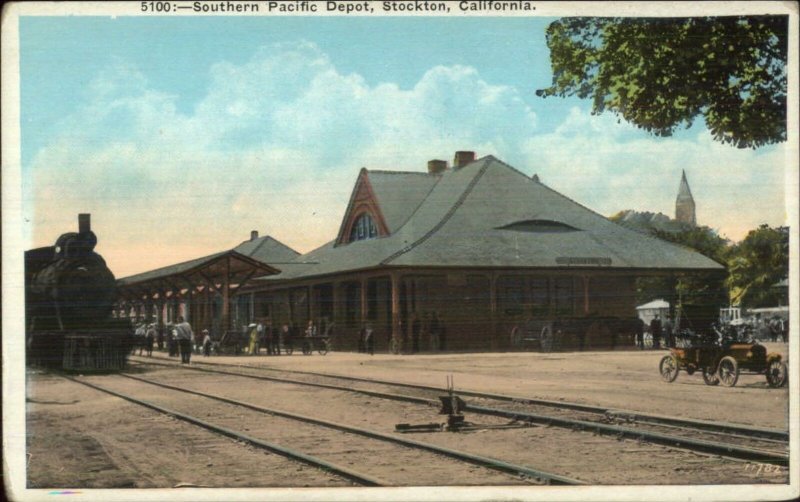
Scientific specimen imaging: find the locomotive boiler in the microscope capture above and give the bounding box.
[25,214,132,370]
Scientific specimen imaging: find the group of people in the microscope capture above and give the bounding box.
[238,319,305,356]
[633,315,675,350]
[358,311,445,355]
[132,322,157,357]
[133,317,203,363]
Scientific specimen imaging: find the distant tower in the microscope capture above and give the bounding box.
[675,170,696,226]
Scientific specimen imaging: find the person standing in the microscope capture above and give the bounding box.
[247,323,259,355]
[202,329,212,357]
[175,316,195,364]
[156,324,165,351]
[257,319,268,355]
[650,315,662,350]
[635,317,645,350]
[144,323,156,357]
[167,323,178,357]
[663,316,674,348]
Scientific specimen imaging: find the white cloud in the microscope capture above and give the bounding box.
[26,41,539,277]
[521,107,788,241]
[26,42,790,278]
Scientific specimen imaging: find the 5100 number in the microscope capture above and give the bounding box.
[141,1,173,12]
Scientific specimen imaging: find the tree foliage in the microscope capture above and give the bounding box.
[537,16,788,149]
[651,225,729,307]
[726,225,789,308]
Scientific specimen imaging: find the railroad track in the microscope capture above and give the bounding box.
[62,372,583,487]
[129,356,789,466]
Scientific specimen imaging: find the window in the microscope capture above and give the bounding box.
[349,213,378,242]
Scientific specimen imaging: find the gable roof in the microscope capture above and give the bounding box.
[261,155,724,282]
[232,235,301,264]
[118,235,299,288]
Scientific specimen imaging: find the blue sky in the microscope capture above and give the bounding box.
[19,14,790,277]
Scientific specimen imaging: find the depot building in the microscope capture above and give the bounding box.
[116,152,723,352]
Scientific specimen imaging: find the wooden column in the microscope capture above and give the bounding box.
[489,272,498,351]
[360,277,367,326]
[390,272,401,350]
[583,275,591,315]
[221,257,231,334]
[332,282,340,325]
[156,295,163,327]
[308,285,316,323]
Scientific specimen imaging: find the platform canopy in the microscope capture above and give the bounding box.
[117,250,280,302]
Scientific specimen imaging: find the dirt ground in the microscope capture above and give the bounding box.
[20,344,792,494]
[188,343,791,429]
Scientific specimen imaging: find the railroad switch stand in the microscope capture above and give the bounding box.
[394,375,531,433]
[439,375,466,430]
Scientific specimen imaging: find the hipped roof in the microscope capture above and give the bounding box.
[261,156,724,283]
[117,236,298,293]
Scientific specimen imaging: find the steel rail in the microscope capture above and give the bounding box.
[467,404,788,466]
[61,375,386,486]
[119,373,585,485]
[131,356,789,442]
[130,358,789,465]
[130,359,439,407]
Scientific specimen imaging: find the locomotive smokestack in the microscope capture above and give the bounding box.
[79,214,91,233]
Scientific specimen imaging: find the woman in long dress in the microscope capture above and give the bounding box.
[248,323,259,355]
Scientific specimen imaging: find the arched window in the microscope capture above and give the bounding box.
[349,213,378,242]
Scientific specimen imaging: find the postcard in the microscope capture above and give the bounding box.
[3,1,798,501]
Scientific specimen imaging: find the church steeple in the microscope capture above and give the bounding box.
[675,170,696,226]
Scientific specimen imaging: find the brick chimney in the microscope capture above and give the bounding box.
[250,230,259,241]
[453,151,475,169]
[427,159,447,174]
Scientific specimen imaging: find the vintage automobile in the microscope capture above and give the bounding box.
[659,326,788,388]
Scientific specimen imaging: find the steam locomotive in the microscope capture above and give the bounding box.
[25,214,132,370]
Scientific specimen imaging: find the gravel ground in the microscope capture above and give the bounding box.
[18,344,793,499]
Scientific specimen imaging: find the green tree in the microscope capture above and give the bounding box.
[610,211,729,306]
[726,225,789,308]
[537,16,788,149]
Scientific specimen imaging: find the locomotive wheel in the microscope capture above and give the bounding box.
[701,367,720,386]
[766,360,787,388]
[317,339,330,356]
[717,356,739,387]
[302,341,312,355]
[284,343,294,355]
[659,355,679,383]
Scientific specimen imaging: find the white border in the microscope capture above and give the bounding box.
[3,2,798,501]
